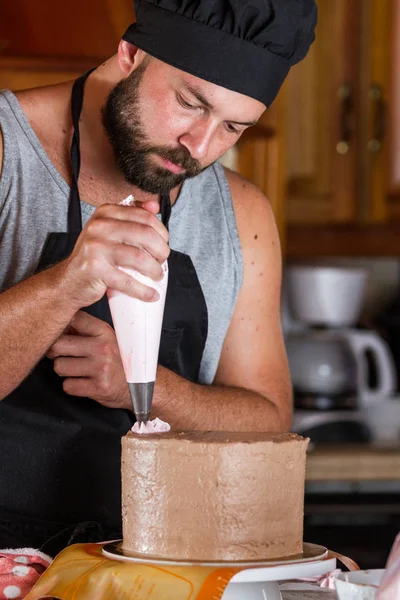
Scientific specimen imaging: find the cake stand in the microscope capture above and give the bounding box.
[103,542,336,600]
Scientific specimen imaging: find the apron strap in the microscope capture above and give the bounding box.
[160,193,172,230]
[69,68,96,232]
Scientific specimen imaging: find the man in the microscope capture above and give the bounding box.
[0,0,317,552]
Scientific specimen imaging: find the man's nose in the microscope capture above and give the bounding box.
[178,119,216,160]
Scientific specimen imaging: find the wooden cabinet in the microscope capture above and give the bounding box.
[363,0,400,223]
[285,0,361,225]
[0,57,98,91]
[0,0,133,60]
[0,1,134,96]
[285,0,400,256]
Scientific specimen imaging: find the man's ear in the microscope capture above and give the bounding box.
[117,40,141,75]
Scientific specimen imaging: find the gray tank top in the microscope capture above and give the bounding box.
[0,89,243,384]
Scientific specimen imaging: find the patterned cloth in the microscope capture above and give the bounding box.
[0,550,52,599]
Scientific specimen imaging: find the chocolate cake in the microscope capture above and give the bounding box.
[121,431,309,562]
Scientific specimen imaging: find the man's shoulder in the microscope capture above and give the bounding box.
[221,168,282,287]
[14,82,72,145]
[222,166,277,237]
[0,89,17,178]
[0,124,3,179]
[14,86,62,122]
[0,88,45,180]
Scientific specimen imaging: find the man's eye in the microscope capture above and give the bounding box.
[177,94,196,109]
[225,123,241,134]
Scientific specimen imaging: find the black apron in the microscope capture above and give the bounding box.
[0,70,208,555]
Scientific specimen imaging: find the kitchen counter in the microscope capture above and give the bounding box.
[280,582,337,599]
[282,592,335,599]
[302,444,398,570]
[306,443,400,481]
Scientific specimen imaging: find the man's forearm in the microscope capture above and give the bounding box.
[152,365,292,432]
[0,263,78,399]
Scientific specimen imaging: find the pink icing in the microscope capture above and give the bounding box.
[108,194,168,384]
[120,195,135,206]
[131,418,171,435]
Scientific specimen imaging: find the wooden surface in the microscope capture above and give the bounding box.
[286,223,400,257]
[284,0,400,256]
[306,444,400,481]
[358,0,400,224]
[282,591,336,599]
[281,589,337,600]
[0,0,133,59]
[285,0,361,225]
[0,56,99,90]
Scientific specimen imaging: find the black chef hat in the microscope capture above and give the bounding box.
[122,0,317,107]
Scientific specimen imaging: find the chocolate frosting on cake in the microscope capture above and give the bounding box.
[121,431,309,561]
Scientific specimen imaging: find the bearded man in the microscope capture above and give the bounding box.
[0,0,317,553]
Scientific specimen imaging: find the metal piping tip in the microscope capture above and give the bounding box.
[136,413,151,425]
[128,382,154,424]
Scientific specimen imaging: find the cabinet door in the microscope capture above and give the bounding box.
[0,57,98,91]
[285,0,361,224]
[0,0,133,59]
[360,0,400,224]
[236,96,286,245]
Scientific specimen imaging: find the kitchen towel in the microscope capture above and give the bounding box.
[0,549,52,599]
[24,542,241,599]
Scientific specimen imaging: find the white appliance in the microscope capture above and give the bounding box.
[284,265,397,442]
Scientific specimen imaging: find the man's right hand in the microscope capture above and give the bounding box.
[61,199,170,310]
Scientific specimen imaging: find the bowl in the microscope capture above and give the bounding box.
[335,569,385,600]
[286,265,367,327]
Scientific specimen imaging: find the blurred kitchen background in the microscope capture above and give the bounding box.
[1,0,400,572]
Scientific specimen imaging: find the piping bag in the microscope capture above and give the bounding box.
[107,195,168,424]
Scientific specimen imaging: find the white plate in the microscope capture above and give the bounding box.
[102,541,328,568]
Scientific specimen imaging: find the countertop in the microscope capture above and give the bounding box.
[280,583,337,599]
[306,443,400,481]
[282,593,335,599]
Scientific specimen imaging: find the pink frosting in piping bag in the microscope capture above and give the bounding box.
[107,196,171,433]
[107,195,168,384]
[107,262,168,383]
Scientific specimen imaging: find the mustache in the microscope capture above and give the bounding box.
[145,145,202,175]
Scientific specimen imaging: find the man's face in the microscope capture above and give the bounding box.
[102,55,265,194]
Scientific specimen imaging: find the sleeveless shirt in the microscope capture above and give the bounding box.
[0,89,243,384]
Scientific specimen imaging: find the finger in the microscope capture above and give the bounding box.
[91,219,170,263]
[47,335,98,358]
[63,377,97,398]
[141,200,160,215]
[111,244,165,282]
[105,267,160,301]
[94,204,168,242]
[69,310,112,336]
[54,357,95,378]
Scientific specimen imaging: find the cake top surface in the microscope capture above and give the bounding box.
[124,430,308,445]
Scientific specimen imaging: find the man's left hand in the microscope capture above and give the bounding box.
[46,310,130,409]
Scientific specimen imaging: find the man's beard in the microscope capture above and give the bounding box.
[101,62,204,194]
